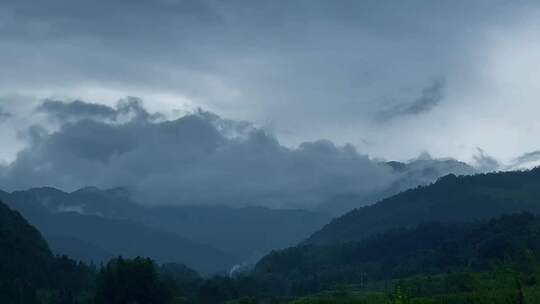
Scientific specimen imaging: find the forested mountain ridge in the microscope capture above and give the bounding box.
[306,167,540,245]
[0,199,90,302]
[0,199,51,284]
[315,157,477,215]
[0,156,479,264]
[254,212,540,297]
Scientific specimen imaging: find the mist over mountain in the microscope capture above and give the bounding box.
[0,153,488,274]
[0,99,511,277]
[0,186,331,272]
[0,100,488,212]
[317,156,478,215]
[0,188,236,274]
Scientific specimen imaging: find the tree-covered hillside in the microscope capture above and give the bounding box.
[254,213,540,297]
[0,200,91,303]
[306,168,540,245]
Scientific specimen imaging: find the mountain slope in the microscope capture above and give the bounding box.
[137,205,329,260]
[0,199,90,302]
[315,157,477,215]
[2,190,236,274]
[1,186,329,262]
[67,187,331,260]
[306,168,540,245]
[0,199,52,286]
[254,213,540,296]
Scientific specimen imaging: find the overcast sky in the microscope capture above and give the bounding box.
[1,0,540,165]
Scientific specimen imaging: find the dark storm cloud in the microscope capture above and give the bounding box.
[0,1,534,127]
[0,100,481,208]
[0,100,395,208]
[1,0,539,166]
[37,100,118,121]
[37,98,162,123]
[376,80,445,122]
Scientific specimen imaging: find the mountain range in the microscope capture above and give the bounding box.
[0,156,482,274]
[0,187,329,274]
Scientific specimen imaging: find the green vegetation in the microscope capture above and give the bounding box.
[286,267,540,304]
[6,169,540,303]
[81,214,540,303]
[95,257,170,304]
[0,200,93,303]
[306,168,540,245]
[254,213,540,297]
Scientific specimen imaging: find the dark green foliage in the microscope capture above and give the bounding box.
[307,168,540,245]
[0,200,93,303]
[0,281,39,304]
[192,275,261,304]
[254,213,540,297]
[94,256,171,304]
[0,200,52,287]
[287,267,540,304]
[160,263,202,301]
[196,276,240,304]
[160,263,201,284]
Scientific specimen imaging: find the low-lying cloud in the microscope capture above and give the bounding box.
[1,100,397,208]
[0,99,490,209]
